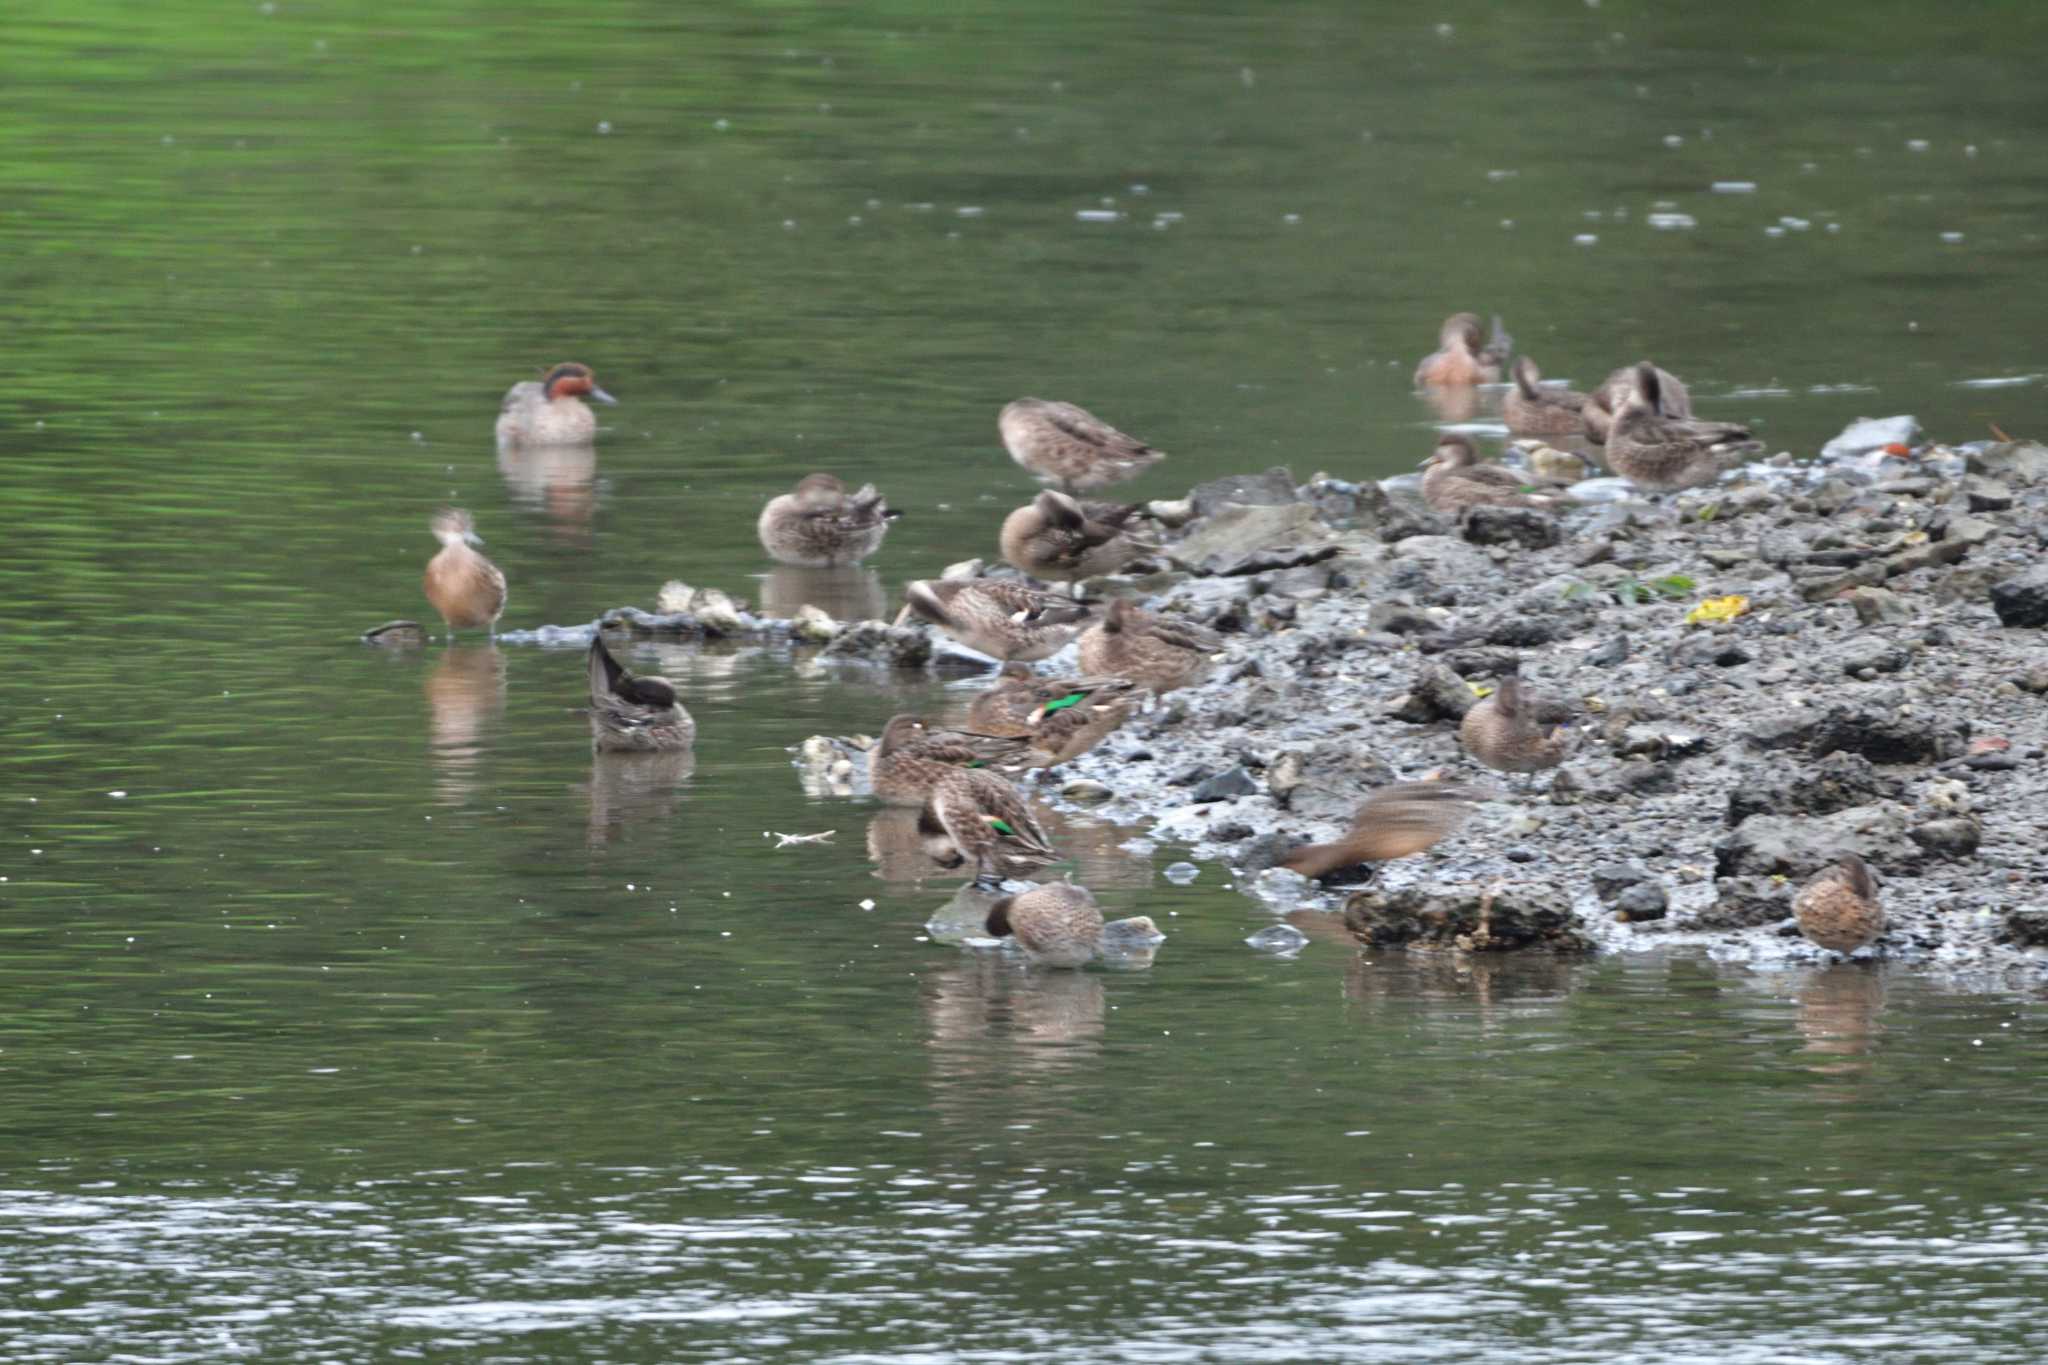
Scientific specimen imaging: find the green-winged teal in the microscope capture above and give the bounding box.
[1280,781,1494,880]
[587,635,695,753]
[870,714,1029,806]
[1077,596,1222,694]
[423,508,507,640]
[999,398,1166,493]
[1459,665,1568,776]
[1794,854,1885,954]
[495,362,617,446]
[757,472,901,567]
[918,768,1059,885]
[986,880,1106,968]
[1420,436,1564,516]
[999,491,1154,583]
[1503,356,1591,438]
[1413,312,1510,387]
[966,664,1135,767]
[900,578,1093,662]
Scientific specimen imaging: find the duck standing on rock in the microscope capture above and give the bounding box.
[1420,436,1565,517]
[899,578,1094,662]
[1503,356,1591,438]
[1794,854,1886,955]
[495,362,617,446]
[1280,781,1496,881]
[587,635,695,752]
[967,665,1135,767]
[919,768,1060,886]
[422,508,508,640]
[1459,665,1568,779]
[985,881,1111,968]
[869,714,1030,806]
[1605,362,1754,492]
[756,473,901,567]
[999,398,1166,493]
[1413,312,1511,387]
[1077,596,1223,695]
[999,490,1156,585]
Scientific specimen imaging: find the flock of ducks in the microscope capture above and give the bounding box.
[411,321,1884,965]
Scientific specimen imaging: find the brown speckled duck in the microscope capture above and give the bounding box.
[1459,666,1568,776]
[422,508,508,640]
[986,881,1107,968]
[999,398,1166,493]
[1413,313,1511,387]
[495,362,617,446]
[869,714,1028,805]
[966,665,1135,767]
[1420,436,1564,517]
[1280,781,1495,881]
[756,473,901,567]
[1582,362,1691,445]
[587,635,695,753]
[918,768,1059,886]
[999,491,1154,583]
[1077,597,1223,695]
[1794,854,1886,955]
[1503,356,1591,438]
[899,578,1093,662]
[1605,362,1749,492]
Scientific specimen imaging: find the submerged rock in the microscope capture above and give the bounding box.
[1342,882,1592,953]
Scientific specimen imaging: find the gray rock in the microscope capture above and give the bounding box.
[1713,804,1911,879]
[1270,741,1396,822]
[1695,877,1793,929]
[1821,415,1919,462]
[1170,502,1333,577]
[2004,910,2048,948]
[1965,440,2048,487]
[1910,817,1982,861]
[1989,565,2048,628]
[1961,475,2015,512]
[1187,467,1299,519]
[1846,587,1913,626]
[1366,600,1444,635]
[1725,751,1903,825]
[1614,882,1670,922]
[1590,861,1652,902]
[1342,883,1591,953]
[1190,767,1260,803]
[821,620,933,667]
[1461,505,1562,549]
[1388,662,1476,723]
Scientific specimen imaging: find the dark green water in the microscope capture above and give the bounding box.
[3,2,2047,1359]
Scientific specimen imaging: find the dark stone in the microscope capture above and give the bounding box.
[1694,877,1792,929]
[1586,634,1630,667]
[1484,615,1561,648]
[1366,601,1443,635]
[820,620,933,666]
[1590,861,1651,902]
[1614,882,1670,922]
[1388,663,1476,723]
[1806,705,1958,765]
[1167,766,1212,788]
[1989,565,2048,628]
[1189,767,1260,803]
[1747,713,1829,755]
[1961,475,2015,512]
[1210,820,1256,842]
[2003,910,2048,948]
[1725,751,1904,825]
[1838,643,1908,677]
[1615,761,1673,793]
[1910,817,1982,861]
[1341,882,1591,952]
[1461,505,1562,549]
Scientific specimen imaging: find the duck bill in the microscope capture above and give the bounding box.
[589,386,620,406]
[464,531,486,547]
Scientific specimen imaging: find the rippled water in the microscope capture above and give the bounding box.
[4,1,2048,1359]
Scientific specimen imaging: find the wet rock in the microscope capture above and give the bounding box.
[1910,817,1982,861]
[1725,751,1902,825]
[1061,779,1112,804]
[1713,804,1911,879]
[1341,883,1591,953]
[1837,642,1908,677]
[1961,475,2015,512]
[821,620,933,667]
[1590,861,1652,903]
[1846,587,1913,626]
[1586,634,1630,667]
[1989,565,2048,628]
[2003,910,2048,948]
[1805,705,1959,765]
[790,604,839,643]
[1613,882,1670,922]
[1391,534,1495,581]
[1483,615,1561,648]
[1461,505,1562,549]
[1965,440,2048,487]
[1366,600,1444,635]
[655,579,697,615]
[1694,876,1793,929]
[1187,467,1300,519]
[1821,415,1918,462]
[1388,663,1475,723]
[1171,502,1334,577]
[1190,767,1259,803]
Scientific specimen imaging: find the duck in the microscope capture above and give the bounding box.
[1077,596,1223,695]
[869,714,1029,805]
[966,665,1135,767]
[1459,664,1568,776]
[1502,356,1592,438]
[999,490,1155,584]
[756,473,901,567]
[917,768,1060,886]
[422,508,508,640]
[494,362,618,446]
[1280,781,1496,881]
[587,635,695,753]
[985,880,1108,968]
[1794,853,1886,955]
[899,578,1093,662]
[999,398,1166,493]
[1604,362,1754,492]
[1582,362,1691,445]
[1419,436,1565,517]
[1413,312,1511,387]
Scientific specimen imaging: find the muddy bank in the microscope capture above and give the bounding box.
[1035,437,2048,970]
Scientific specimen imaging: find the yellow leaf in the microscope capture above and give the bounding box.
[1686,594,1750,625]
[1467,682,1495,698]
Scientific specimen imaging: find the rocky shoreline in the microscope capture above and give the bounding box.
[1029,434,2048,971]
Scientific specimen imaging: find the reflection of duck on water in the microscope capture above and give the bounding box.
[585,748,695,850]
[424,645,505,804]
[497,439,596,543]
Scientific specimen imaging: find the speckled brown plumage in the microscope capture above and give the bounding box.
[869,714,1030,805]
[999,491,1152,582]
[422,508,508,637]
[1794,854,1886,954]
[757,473,900,567]
[999,398,1166,493]
[986,881,1107,968]
[1459,670,1568,775]
[918,768,1059,884]
[1420,436,1564,517]
[966,665,1135,767]
[1280,782,1494,880]
[587,635,694,753]
[1503,356,1591,437]
[1077,596,1222,695]
[899,578,1093,662]
[1605,363,1743,492]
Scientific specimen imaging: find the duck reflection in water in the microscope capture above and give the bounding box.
[585,749,695,850]
[424,645,505,805]
[497,439,597,546]
[1794,965,1887,1081]
[756,564,888,625]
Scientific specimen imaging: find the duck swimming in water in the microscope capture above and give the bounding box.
[587,635,695,753]
[918,768,1060,886]
[1413,312,1511,388]
[756,473,901,567]
[495,362,617,446]
[985,880,1111,968]
[999,398,1166,493]
[422,508,507,640]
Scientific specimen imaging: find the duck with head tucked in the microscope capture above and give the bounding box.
[999,490,1156,585]
[1420,436,1565,517]
[1413,312,1511,388]
[899,578,1094,662]
[1077,596,1223,695]
[1503,356,1592,438]
[967,665,1136,767]
[986,880,1137,969]
[1279,781,1496,881]
[1459,663,1568,778]
[999,398,1166,494]
[757,473,901,567]
[495,361,618,446]
[918,767,1060,887]
[587,635,695,753]
[423,508,508,641]
[1582,362,1691,445]
[1605,362,1755,492]
[869,714,1030,806]
[1794,853,1886,955]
